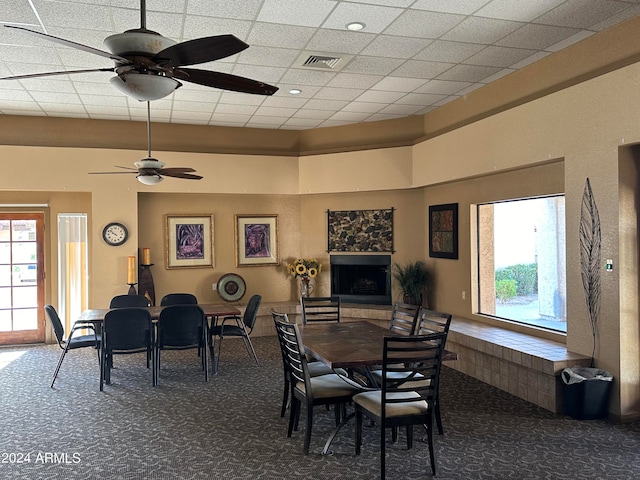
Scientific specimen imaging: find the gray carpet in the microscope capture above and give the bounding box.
[0,336,639,479]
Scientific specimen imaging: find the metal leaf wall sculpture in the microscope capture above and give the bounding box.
[579,177,601,366]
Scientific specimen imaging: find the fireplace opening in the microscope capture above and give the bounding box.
[330,255,391,305]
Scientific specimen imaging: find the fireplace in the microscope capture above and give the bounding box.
[330,255,392,305]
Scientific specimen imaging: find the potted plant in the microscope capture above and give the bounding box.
[392,261,429,306]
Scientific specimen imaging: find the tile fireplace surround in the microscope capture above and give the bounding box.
[238,301,591,414]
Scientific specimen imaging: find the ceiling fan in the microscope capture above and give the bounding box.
[1,0,279,100]
[1,0,279,184]
[89,102,202,185]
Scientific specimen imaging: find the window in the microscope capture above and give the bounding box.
[477,196,566,332]
[57,213,88,334]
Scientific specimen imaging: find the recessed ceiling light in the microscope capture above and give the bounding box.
[346,22,365,31]
[289,89,302,95]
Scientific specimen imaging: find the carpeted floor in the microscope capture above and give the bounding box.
[0,336,639,479]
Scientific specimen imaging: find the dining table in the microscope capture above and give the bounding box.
[300,320,457,454]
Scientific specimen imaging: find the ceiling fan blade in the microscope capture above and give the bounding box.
[175,68,278,95]
[0,68,114,81]
[161,172,203,180]
[88,171,138,175]
[4,25,131,64]
[153,35,249,67]
[159,167,197,175]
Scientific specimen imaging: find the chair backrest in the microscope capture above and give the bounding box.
[381,332,447,416]
[414,309,453,338]
[272,311,291,372]
[273,314,310,389]
[157,305,205,348]
[160,293,198,306]
[242,294,262,330]
[110,294,149,308]
[45,304,65,345]
[389,302,421,335]
[103,308,152,353]
[300,296,341,325]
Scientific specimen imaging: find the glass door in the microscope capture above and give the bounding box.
[0,214,45,344]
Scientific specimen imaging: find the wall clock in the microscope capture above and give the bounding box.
[102,222,128,246]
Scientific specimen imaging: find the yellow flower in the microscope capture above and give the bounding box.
[286,258,323,278]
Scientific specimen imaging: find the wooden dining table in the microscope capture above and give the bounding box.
[301,320,457,371]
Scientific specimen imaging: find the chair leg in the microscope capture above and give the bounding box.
[355,409,363,455]
[426,415,437,476]
[303,403,313,454]
[280,376,290,417]
[435,393,444,435]
[50,345,70,388]
[380,423,386,480]
[216,335,223,373]
[287,397,299,438]
[406,425,413,449]
[99,346,106,391]
[242,334,260,366]
[202,339,209,382]
[210,337,218,375]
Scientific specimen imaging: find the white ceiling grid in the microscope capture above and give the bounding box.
[0,0,638,130]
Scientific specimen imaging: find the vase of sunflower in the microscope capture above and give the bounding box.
[287,258,321,298]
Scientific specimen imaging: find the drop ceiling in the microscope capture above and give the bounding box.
[1,0,639,130]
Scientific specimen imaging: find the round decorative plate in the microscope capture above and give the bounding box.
[217,273,246,302]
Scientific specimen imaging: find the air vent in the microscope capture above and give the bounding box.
[294,51,353,71]
[302,55,342,69]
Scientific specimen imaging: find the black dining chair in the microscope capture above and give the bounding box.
[109,294,149,308]
[100,307,154,390]
[354,332,447,479]
[209,294,261,374]
[389,301,421,335]
[46,304,100,388]
[300,296,341,324]
[160,293,198,306]
[273,315,362,454]
[414,308,453,436]
[155,305,208,384]
[272,312,346,418]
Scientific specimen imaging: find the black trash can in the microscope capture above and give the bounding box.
[561,366,613,420]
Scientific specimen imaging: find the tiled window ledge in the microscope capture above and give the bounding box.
[446,316,591,413]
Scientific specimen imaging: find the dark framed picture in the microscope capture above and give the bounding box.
[429,203,458,259]
[165,214,214,269]
[235,214,279,267]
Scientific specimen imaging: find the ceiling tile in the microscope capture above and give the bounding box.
[258,0,337,27]
[322,2,403,33]
[442,16,524,44]
[384,9,465,38]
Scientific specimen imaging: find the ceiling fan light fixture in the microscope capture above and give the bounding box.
[136,174,164,185]
[104,30,176,56]
[109,73,181,101]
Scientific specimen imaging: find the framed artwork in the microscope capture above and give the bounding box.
[327,208,394,252]
[429,203,458,259]
[165,214,214,269]
[235,214,279,267]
